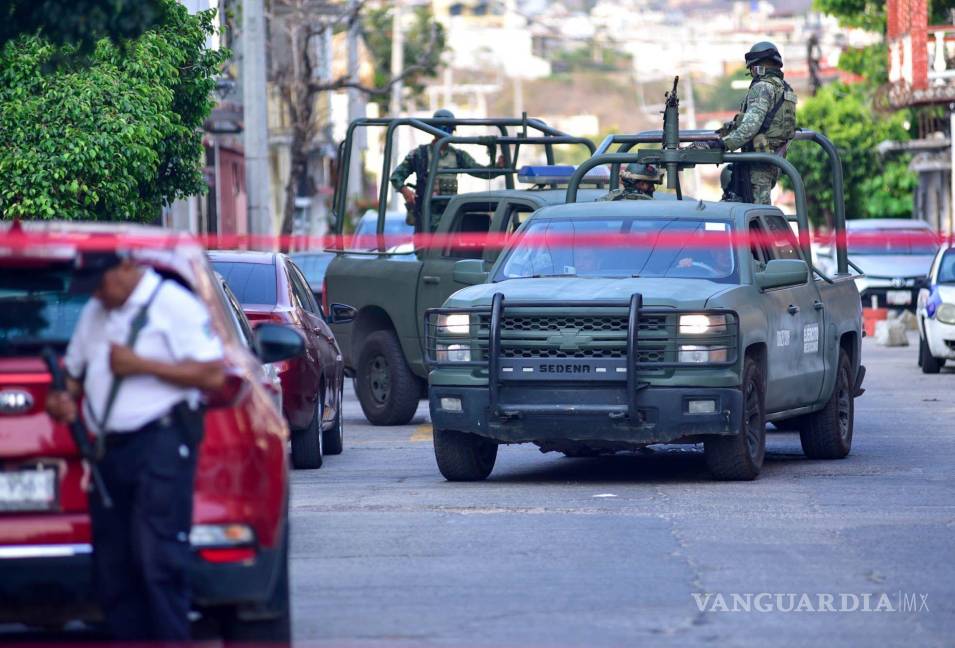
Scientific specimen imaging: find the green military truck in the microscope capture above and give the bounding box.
[323,117,600,424]
[423,98,865,481]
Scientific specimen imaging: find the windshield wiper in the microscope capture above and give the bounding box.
[530,273,577,278]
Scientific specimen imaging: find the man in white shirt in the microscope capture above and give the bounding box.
[46,251,225,641]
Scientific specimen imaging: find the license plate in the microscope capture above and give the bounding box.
[0,468,57,511]
[887,290,912,306]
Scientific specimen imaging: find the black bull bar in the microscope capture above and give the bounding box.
[425,293,740,423]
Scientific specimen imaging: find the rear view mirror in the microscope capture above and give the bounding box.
[255,323,305,364]
[327,303,357,325]
[754,259,809,290]
[453,259,489,286]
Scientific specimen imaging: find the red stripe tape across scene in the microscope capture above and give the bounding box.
[0,229,947,253]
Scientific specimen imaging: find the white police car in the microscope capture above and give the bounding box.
[917,245,955,373]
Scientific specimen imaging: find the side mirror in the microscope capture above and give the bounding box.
[453,259,489,286]
[327,303,357,325]
[754,259,809,290]
[255,323,305,364]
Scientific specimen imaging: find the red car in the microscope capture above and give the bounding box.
[0,222,301,640]
[209,250,353,469]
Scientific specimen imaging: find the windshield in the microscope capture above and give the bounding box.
[495,217,737,282]
[938,249,955,284]
[0,267,91,354]
[848,229,939,255]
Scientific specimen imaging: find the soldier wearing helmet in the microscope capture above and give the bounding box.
[390,109,505,230]
[597,162,663,201]
[712,42,798,204]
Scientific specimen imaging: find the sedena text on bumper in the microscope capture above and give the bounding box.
[429,384,743,446]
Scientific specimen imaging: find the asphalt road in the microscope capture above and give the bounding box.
[291,334,955,647]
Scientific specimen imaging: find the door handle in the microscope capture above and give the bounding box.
[813,300,824,311]
[422,275,441,285]
[787,304,800,315]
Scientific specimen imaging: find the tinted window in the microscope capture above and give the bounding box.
[938,249,955,284]
[212,261,277,306]
[762,214,801,260]
[289,252,334,287]
[848,228,939,255]
[0,267,89,354]
[445,202,496,259]
[286,262,318,314]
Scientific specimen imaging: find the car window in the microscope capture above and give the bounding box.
[211,260,278,306]
[504,204,535,235]
[445,202,497,259]
[762,213,801,260]
[289,252,334,287]
[221,280,255,347]
[938,249,955,284]
[287,261,320,315]
[0,266,90,353]
[749,220,770,268]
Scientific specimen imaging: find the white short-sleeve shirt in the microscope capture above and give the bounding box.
[64,268,224,434]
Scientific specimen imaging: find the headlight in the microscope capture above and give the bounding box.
[679,314,727,335]
[937,303,955,325]
[678,345,728,364]
[437,313,470,335]
[435,343,471,363]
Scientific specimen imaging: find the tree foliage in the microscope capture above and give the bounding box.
[0,0,167,55]
[363,5,446,112]
[783,84,913,227]
[0,0,225,221]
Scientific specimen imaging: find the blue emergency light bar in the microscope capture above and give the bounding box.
[517,165,609,186]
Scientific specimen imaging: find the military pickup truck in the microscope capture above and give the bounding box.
[323,117,600,424]
[423,98,865,481]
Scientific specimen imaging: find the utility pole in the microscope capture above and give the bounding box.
[243,0,273,246]
[346,1,365,213]
[388,0,404,209]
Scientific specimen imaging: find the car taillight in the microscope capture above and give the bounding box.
[191,524,256,563]
[246,311,286,326]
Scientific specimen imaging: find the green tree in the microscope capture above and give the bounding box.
[783,84,913,227]
[362,5,447,112]
[0,0,167,54]
[0,0,225,221]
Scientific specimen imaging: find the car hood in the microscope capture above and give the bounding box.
[445,276,733,310]
[849,254,935,279]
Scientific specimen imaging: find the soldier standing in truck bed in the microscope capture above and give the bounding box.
[717,42,798,204]
[390,109,505,231]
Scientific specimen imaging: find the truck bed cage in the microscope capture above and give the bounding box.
[331,116,595,249]
[570,128,850,276]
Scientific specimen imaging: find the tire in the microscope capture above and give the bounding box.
[799,349,854,460]
[290,399,323,469]
[920,334,941,374]
[322,382,344,455]
[221,517,291,644]
[355,330,421,426]
[433,428,498,481]
[704,355,766,480]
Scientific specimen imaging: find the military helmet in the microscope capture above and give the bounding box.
[744,41,783,68]
[433,108,456,134]
[619,162,663,184]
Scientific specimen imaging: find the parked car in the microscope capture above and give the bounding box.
[0,222,301,640]
[215,272,284,412]
[916,245,955,373]
[289,250,335,303]
[817,218,939,311]
[209,250,354,469]
[350,209,414,251]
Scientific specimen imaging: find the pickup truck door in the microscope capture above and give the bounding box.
[416,199,499,344]
[751,213,827,412]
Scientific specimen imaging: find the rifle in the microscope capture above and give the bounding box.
[662,76,682,199]
[41,347,113,509]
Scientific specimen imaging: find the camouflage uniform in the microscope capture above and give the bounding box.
[721,69,797,204]
[389,145,486,197]
[597,188,652,201]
